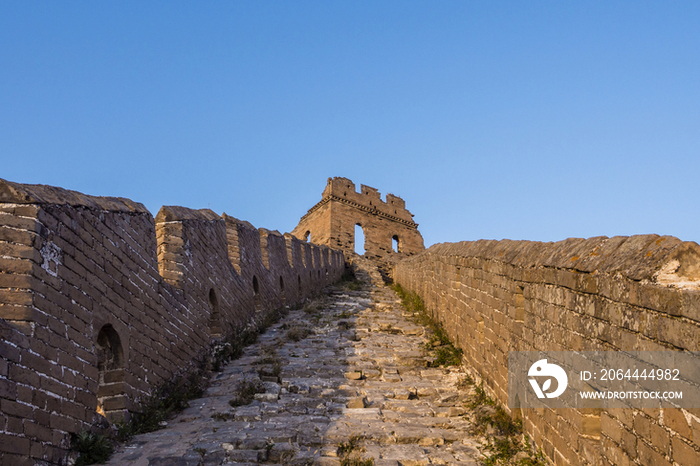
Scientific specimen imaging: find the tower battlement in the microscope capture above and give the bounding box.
[293,177,425,280]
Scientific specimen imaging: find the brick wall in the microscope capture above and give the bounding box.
[395,235,700,466]
[0,179,344,465]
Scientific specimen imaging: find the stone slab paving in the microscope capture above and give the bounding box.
[107,283,483,465]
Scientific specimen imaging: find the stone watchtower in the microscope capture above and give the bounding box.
[292,177,425,278]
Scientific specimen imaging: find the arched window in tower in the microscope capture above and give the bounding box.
[279,276,284,292]
[96,324,125,419]
[209,288,221,337]
[252,275,262,314]
[304,231,310,242]
[392,235,400,253]
[355,224,365,256]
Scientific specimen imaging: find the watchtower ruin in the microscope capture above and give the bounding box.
[292,177,424,279]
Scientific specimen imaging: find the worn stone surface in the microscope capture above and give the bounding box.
[106,280,482,465]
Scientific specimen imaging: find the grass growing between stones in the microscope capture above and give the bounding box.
[337,320,354,330]
[341,457,375,466]
[212,304,295,371]
[229,379,266,407]
[116,367,208,441]
[286,325,315,342]
[337,435,374,466]
[303,295,330,324]
[391,283,463,367]
[464,381,546,466]
[255,347,282,380]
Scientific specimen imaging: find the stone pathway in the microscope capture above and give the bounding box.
[107,281,483,466]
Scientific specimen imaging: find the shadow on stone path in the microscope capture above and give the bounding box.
[107,280,483,466]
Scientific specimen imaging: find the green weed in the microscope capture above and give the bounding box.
[72,430,114,465]
[229,379,266,407]
[347,282,362,291]
[303,298,326,315]
[341,458,374,466]
[255,349,282,380]
[391,284,462,367]
[466,383,546,466]
[337,435,362,456]
[483,437,521,466]
[432,345,463,367]
[337,435,374,466]
[337,320,353,330]
[211,412,231,422]
[286,326,314,342]
[116,367,208,442]
[211,304,290,371]
[457,373,475,389]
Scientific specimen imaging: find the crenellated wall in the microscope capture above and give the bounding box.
[0,179,344,465]
[395,235,700,466]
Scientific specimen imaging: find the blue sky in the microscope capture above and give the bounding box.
[2,2,698,247]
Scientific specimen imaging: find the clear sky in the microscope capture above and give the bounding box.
[2,2,698,248]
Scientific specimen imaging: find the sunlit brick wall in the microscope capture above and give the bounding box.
[395,236,700,466]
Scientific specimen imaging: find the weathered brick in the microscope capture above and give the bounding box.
[20,351,53,376]
[5,416,23,435]
[672,436,700,465]
[0,304,36,321]
[663,407,692,438]
[0,433,31,456]
[60,400,88,422]
[45,395,61,414]
[637,440,672,466]
[0,227,38,247]
[8,364,39,387]
[49,413,76,432]
[600,436,631,466]
[56,350,83,373]
[0,378,16,399]
[32,408,50,427]
[101,396,127,411]
[657,315,699,350]
[0,257,34,275]
[23,420,53,443]
[39,375,70,399]
[0,399,32,419]
[29,441,50,461]
[0,273,36,289]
